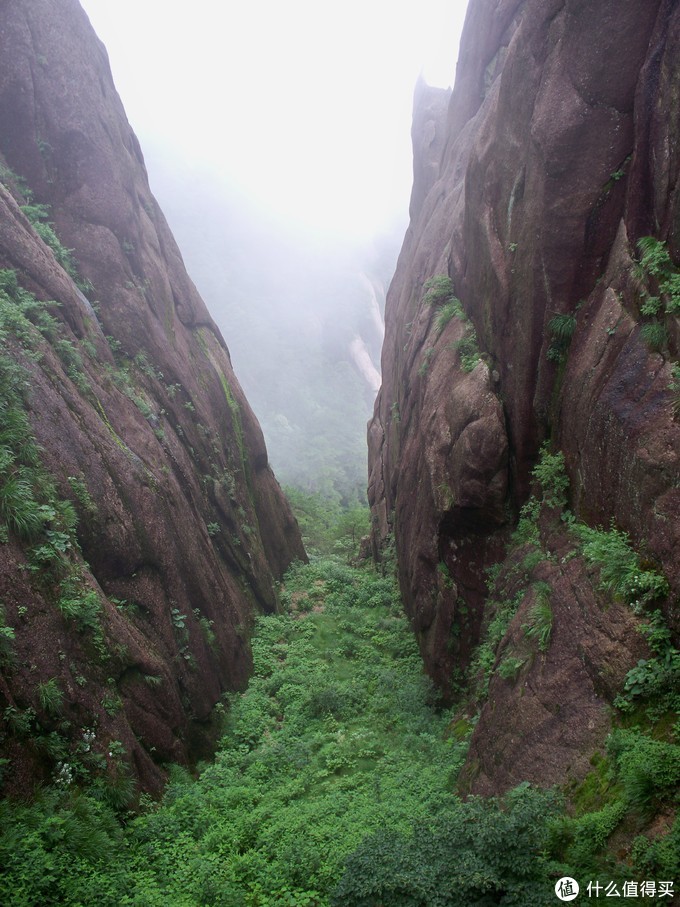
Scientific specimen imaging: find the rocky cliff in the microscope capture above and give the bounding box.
[0,0,304,796]
[369,0,680,794]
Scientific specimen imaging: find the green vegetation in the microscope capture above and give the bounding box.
[421,274,482,373]
[497,654,526,681]
[0,607,16,666]
[468,586,525,700]
[434,298,461,335]
[0,163,32,200]
[284,487,370,558]
[523,582,553,652]
[20,203,80,283]
[455,328,481,373]
[417,345,435,377]
[635,237,680,361]
[669,363,680,416]
[0,164,90,294]
[37,678,64,717]
[333,782,558,905]
[547,311,577,361]
[0,559,471,905]
[0,270,84,547]
[615,608,680,719]
[422,274,458,307]
[1,535,678,904]
[466,443,679,895]
[0,264,119,781]
[574,522,669,610]
[531,443,570,508]
[636,236,680,316]
[57,574,104,643]
[218,370,247,479]
[640,321,668,352]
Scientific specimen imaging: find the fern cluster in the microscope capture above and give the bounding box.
[636,236,680,315]
[636,236,680,357]
[546,311,577,362]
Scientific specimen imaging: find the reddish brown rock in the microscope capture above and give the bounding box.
[460,526,648,796]
[0,0,304,795]
[369,0,679,791]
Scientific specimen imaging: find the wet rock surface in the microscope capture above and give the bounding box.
[0,0,304,794]
[369,0,680,791]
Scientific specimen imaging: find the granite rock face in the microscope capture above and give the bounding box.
[369,0,679,792]
[0,0,304,794]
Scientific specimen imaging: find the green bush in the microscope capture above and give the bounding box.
[0,270,88,548]
[640,321,668,352]
[284,487,369,559]
[637,236,680,315]
[532,443,569,508]
[422,274,457,307]
[332,784,559,906]
[608,729,680,817]
[615,610,680,716]
[547,312,576,361]
[421,274,481,370]
[417,345,435,376]
[58,581,102,637]
[37,678,64,717]
[631,817,680,880]
[549,312,577,343]
[455,327,481,372]
[523,583,553,652]
[574,522,669,608]
[434,299,462,335]
[0,609,15,665]
[0,555,677,904]
[20,203,80,283]
[497,654,526,682]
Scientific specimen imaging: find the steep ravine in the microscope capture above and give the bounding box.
[369,0,680,794]
[0,0,304,796]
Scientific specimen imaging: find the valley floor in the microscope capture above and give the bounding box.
[0,557,677,905]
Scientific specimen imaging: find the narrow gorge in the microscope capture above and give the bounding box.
[0,0,678,904]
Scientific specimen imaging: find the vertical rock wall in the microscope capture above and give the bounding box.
[0,0,304,794]
[369,0,680,788]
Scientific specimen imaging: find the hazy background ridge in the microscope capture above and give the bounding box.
[79,0,468,501]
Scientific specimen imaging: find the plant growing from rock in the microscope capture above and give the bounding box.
[640,321,668,352]
[455,327,481,372]
[423,274,457,307]
[497,654,526,682]
[417,346,435,376]
[523,582,553,652]
[0,609,15,666]
[532,443,569,508]
[434,299,462,335]
[547,312,576,361]
[614,608,680,717]
[573,522,669,609]
[38,678,64,717]
[636,236,680,315]
[422,274,481,371]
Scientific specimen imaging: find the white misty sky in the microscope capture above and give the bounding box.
[79,0,469,240]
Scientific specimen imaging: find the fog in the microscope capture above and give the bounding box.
[79,0,468,502]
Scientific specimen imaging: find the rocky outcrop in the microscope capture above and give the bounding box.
[369,0,680,792]
[0,0,304,795]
